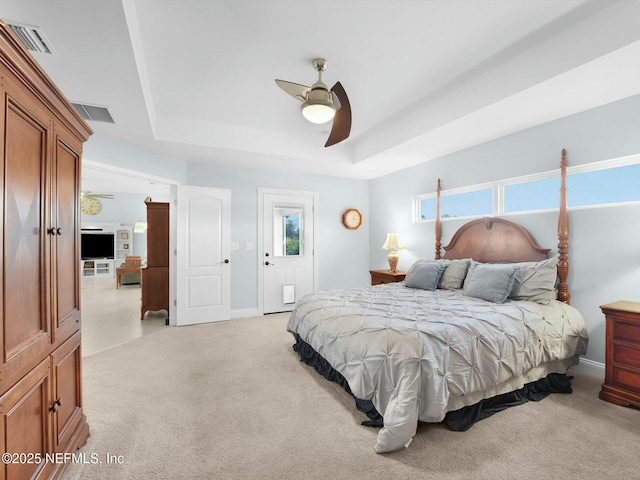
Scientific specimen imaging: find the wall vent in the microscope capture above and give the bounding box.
[72,103,115,123]
[6,21,56,55]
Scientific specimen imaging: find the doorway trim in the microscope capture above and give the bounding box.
[257,187,319,315]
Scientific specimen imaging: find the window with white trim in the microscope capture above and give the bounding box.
[414,155,640,222]
[416,186,493,221]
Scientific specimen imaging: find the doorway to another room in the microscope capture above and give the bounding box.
[80,161,174,355]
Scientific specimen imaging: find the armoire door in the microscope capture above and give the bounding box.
[0,74,53,389]
[51,123,82,344]
[50,332,83,454]
[0,359,52,480]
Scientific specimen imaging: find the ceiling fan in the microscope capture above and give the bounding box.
[81,191,114,199]
[276,58,351,147]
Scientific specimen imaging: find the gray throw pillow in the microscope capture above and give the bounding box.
[463,263,519,303]
[404,261,446,291]
[439,259,471,290]
[508,256,558,304]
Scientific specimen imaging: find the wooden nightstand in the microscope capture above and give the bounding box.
[599,300,640,408]
[369,269,406,286]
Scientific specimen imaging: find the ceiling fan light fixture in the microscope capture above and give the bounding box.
[301,100,336,124]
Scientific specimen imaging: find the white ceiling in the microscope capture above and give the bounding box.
[2,0,640,193]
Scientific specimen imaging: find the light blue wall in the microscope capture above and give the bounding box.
[369,94,640,366]
[82,133,370,312]
[185,163,370,311]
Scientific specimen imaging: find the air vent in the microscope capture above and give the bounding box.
[72,103,115,123]
[6,21,56,55]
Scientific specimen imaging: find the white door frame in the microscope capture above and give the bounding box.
[257,188,319,315]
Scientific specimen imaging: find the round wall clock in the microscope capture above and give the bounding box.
[342,208,362,230]
[81,196,102,215]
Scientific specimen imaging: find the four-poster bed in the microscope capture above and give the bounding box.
[287,149,588,453]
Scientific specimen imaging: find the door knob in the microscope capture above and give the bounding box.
[224,259,230,264]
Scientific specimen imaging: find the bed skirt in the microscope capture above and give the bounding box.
[292,333,574,432]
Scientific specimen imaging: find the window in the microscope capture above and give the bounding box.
[567,163,640,207]
[417,187,493,221]
[504,176,559,213]
[414,155,640,222]
[273,206,303,256]
[284,212,300,255]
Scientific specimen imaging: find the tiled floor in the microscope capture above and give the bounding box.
[81,276,168,356]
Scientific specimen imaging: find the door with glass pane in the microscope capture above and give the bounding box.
[260,190,315,314]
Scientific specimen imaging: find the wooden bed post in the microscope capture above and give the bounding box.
[557,148,570,304]
[435,178,442,259]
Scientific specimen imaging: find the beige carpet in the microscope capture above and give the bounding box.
[63,313,640,480]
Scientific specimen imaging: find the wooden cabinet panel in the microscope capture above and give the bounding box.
[0,359,51,480]
[141,266,169,319]
[146,202,169,267]
[51,332,83,454]
[52,124,82,342]
[141,201,169,320]
[1,74,52,390]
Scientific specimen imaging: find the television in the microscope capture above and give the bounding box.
[81,232,115,259]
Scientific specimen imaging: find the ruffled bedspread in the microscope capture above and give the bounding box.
[287,284,589,453]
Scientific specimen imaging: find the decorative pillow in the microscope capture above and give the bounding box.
[508,256,558,304]
[438,259,471,290]
[463,263,519,303]
[404,261,446,291]
[462,260,480,290]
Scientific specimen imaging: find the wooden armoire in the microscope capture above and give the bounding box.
[140,200,169,320]
[0,21,92,480]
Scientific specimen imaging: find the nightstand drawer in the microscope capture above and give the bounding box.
[612,366,640,394]
[614,321,640,345]
[600,301,640,408]
[369,269,406,286]
[613,342,640,369]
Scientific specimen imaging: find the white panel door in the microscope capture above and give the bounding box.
[175,185,231,325]
[261,191,315,314]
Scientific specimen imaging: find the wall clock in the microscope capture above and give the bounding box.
[342,208,362,230]
[81,196,102,215]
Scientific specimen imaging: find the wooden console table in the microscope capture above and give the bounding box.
[115,266,141,288]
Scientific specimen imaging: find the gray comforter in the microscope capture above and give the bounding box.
[287,283,589,453]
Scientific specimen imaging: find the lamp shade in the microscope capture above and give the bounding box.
[301,101,336,124]
[382,233,404,251]
[133,221,147,233]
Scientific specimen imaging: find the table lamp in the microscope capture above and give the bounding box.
[382,233,404,273]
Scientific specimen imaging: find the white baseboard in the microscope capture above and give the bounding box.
[570,357,605,379]
[231,308,259,319]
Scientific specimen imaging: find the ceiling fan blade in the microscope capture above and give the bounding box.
[275,79,309,102]
[82,192,114,199]
[325,82,351,147]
